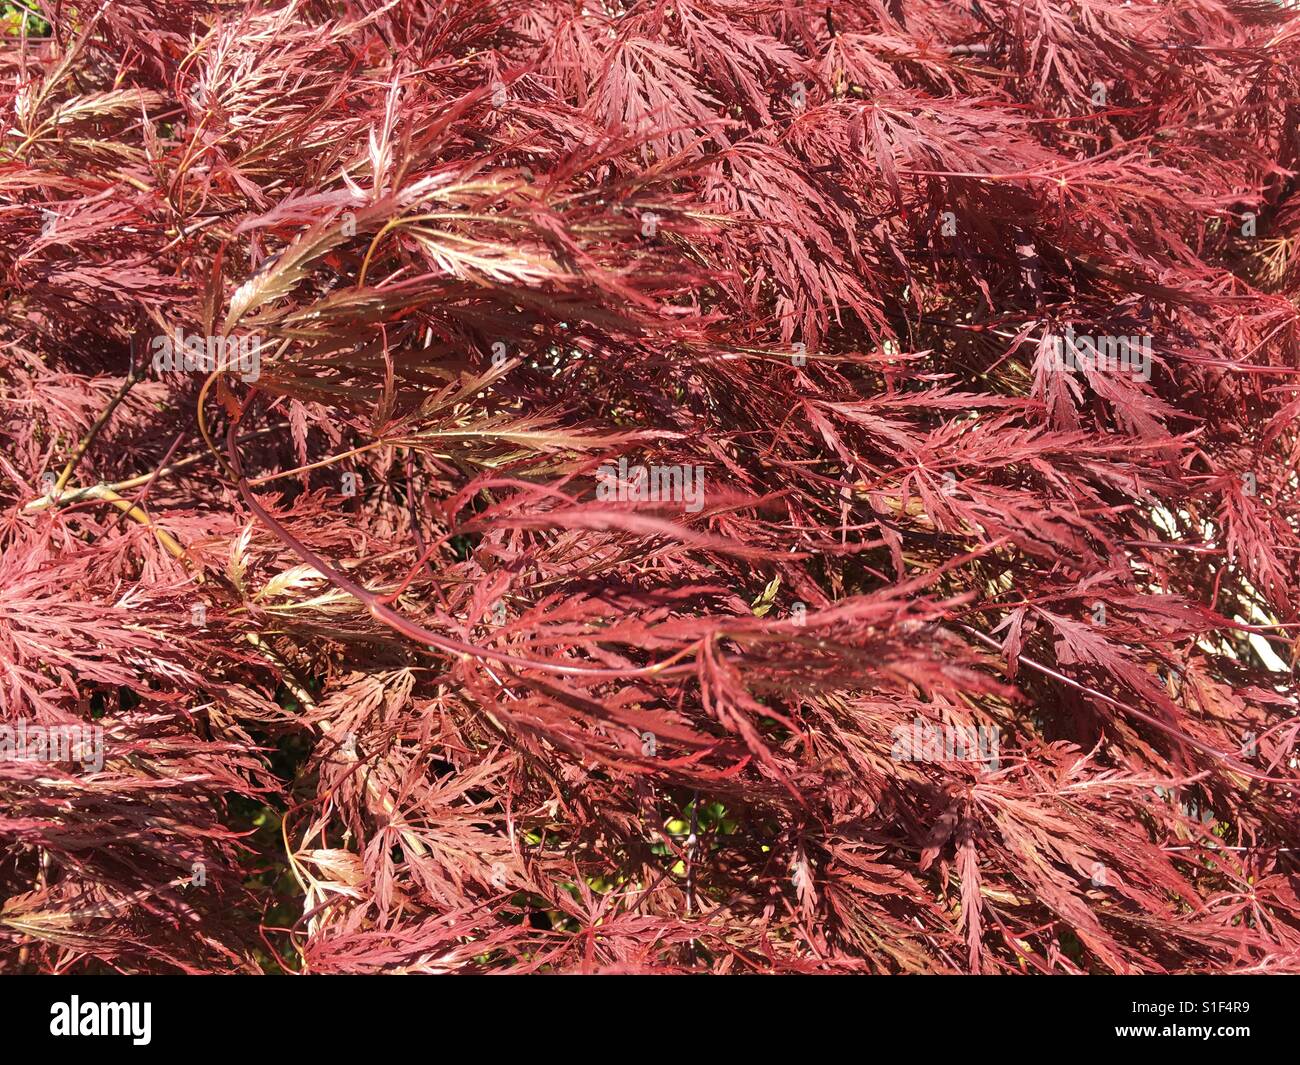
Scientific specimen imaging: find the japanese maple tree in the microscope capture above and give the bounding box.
[1,0,1298,974]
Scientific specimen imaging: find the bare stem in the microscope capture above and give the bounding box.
[53,363,145,494]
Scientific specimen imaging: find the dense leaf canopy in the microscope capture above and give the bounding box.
[1,0,1298,973]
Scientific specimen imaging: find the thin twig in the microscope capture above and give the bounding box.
[24,422,290,512]
[955,622,1295,785]
[53,362,146,494]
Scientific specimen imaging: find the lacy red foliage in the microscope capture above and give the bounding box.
[1,0,1298,974]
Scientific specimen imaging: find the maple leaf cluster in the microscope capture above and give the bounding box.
[1,0,1297,974]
